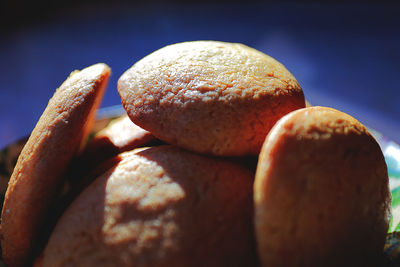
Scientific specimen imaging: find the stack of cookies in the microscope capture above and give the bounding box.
[0,41,391,267]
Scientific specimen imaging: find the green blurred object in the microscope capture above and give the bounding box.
[384,232,400,266]
[379,135,400,233]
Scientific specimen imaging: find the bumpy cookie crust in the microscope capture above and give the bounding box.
[254,106,391,266]
[41,146,257,267]
[1,63,110,266]
[118,41,305,156]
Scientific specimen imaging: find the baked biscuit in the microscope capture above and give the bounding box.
[41,145,257,266]
[83,114,155,165]
[1,63,111,266]
[254,106,391,266]
[94,114,155,149]
[118,41,305,156]
[66,114,156,184]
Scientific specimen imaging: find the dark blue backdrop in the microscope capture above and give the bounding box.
[1,2,399,148]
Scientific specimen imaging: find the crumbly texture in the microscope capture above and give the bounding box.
[254,106,391,267]
[118,41,305,156]
[41,146,257,267]
[1,63,111,266]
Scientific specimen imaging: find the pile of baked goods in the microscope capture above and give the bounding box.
[0,41,391,266]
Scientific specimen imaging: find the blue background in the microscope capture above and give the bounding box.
[1,2,399,148]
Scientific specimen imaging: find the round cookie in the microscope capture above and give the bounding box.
[254,106,391,266]
[1,63,111,266]
[118,41,305,156]
[40,145,257,267]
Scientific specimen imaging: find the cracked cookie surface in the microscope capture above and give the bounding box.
[118,41,305,156]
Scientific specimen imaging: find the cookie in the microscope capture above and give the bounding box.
[254,106,391,266]
[83,114,156,164]
[1,63,111,266]
[40,145,257,266]
[95,114,155,150]
[66,114,156,185]
[118,41,305,156]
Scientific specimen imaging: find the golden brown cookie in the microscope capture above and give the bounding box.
[254,106,391,266]
[1,63,111,266]
[118,41,305,156]
[93,114,155,151]
[41,145,257,267]
[82,114,156,165]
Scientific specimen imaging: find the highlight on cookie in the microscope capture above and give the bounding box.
[118,41,305,156]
